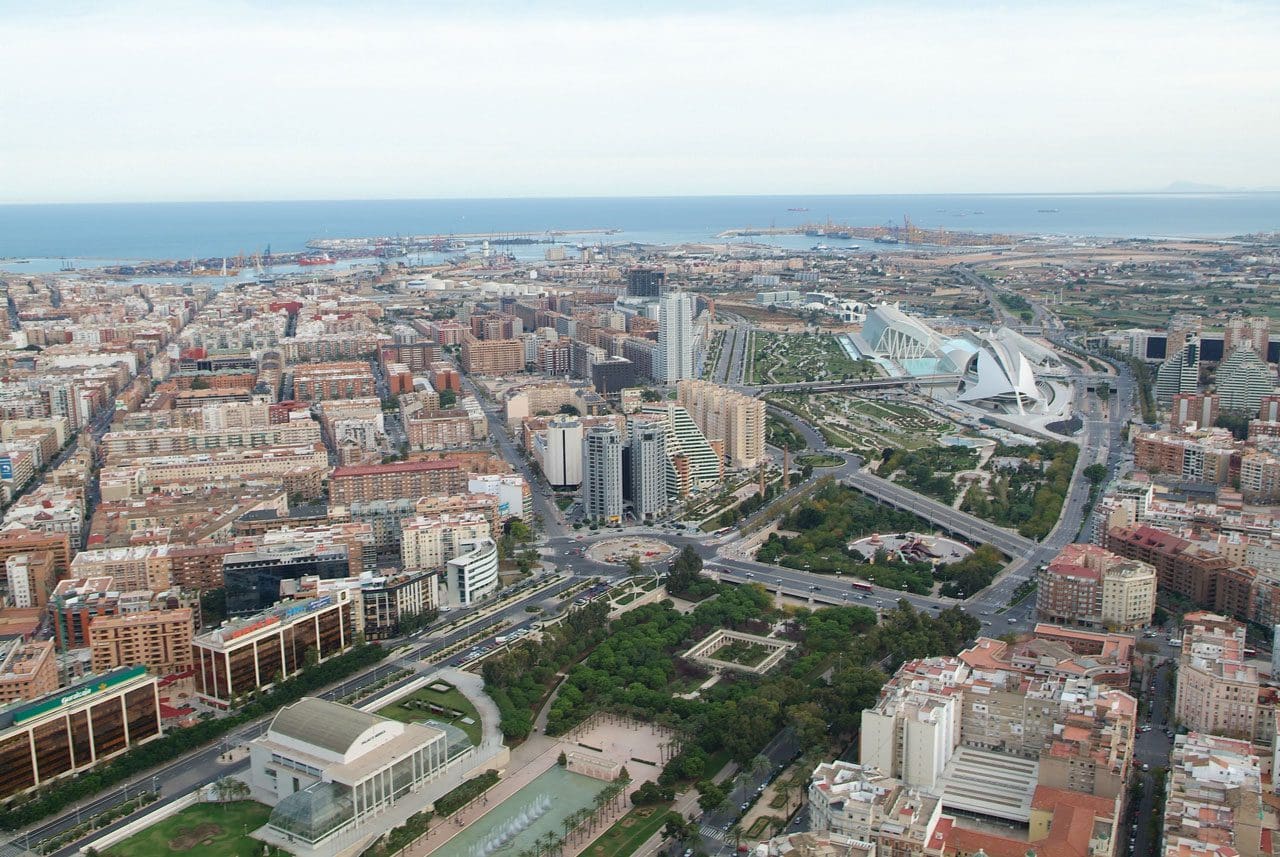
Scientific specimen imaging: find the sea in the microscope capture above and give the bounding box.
[1,193,1278,272]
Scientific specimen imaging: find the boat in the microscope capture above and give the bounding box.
[787,207,809,212]
[298,253,336,266]
[873,235,899,244]
[1037,208,1060,213]
[9,260,28,265]
[832,231,853,239]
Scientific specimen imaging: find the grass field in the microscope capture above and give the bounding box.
[748,332,873,384]
[102,801,285,857]
[378,685,482,746]
[582,802,672,857]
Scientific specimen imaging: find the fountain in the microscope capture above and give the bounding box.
[434,766,601,856]
[467,795,554,857]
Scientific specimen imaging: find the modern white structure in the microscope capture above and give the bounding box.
[956,336,1044,414]
[628,420,669,522]
[582,424,623,523]
[251,698,452,849]
[538,415,583,487]
[444,537,498,606]
[656,291,694,383]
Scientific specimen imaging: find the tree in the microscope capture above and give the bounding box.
[626,555,644,577]
[697,780,727,812]
[558,404,580,416]
[662,811,692,843]
[438,388,457,408]
[1083,463,1108,485]
[557,750,567,767]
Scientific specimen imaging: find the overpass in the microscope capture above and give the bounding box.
[743,373,959,395]
[841,469,1037,557]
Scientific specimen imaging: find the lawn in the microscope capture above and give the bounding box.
[748,332,872,385]
[378,685,482,746]
[102,800,285,857]
[582,802,672,857]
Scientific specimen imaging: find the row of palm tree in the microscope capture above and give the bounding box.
[513,771,632,857]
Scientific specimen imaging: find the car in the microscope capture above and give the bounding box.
[740,802,749,811]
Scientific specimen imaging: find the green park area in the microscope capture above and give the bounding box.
[959,441,1078,540]
[583,802,673,857]
[755,481,1005,597]
[747,332,875,385]
[768,392,951,456]
[378,683,482,746]
[481,544,980,798]
[103,800,285,857]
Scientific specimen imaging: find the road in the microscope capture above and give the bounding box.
[687,729,800,857]
[17,575,586,856]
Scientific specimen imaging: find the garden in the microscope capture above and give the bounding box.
[746,332,875,385]
[102,800,285,857]
[377,682,482,746]
[959,441,1078,540]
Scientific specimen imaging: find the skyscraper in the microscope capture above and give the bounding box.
[628,420,669,522]
[656,291,694,384]
[1156,336,1200,406]
[626,268,665,298]
[582,425,623,523]
[1216,343,1274,414]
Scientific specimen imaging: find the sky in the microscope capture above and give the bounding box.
[1,0,1277,203]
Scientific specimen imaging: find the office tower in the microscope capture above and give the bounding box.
[626,268,665,298]
[582,425,623,523]
[628,420,669,522]
[1155,336,1200,406]
[655,292,694,383]
[1223,315,1270,359]
[1215,343,1273,414]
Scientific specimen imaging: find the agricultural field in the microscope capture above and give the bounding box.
[746,332,876,384]
[767,392,952,456]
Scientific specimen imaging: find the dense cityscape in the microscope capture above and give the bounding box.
[0,220,1271,857]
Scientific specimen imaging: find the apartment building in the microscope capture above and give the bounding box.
[807,761,945,856]
[223,526,371,616]
[1036,544,1156,631]
[328,459,469,505]
[0,639,58,704]
[1240,451,1280,504]
[88,608,194,675]
[69,545,174,593]
[99,421,321,461]
[5,551,57,609]
[98,443,330,501]
[1173,612,1267,743]
[1163,733,1265,857]
[1106,524,1235,607]
[459,334,525,375]
[292,361,378,402]
[400,512,491,570]
[675,379,767,469]
[1133,428,1236,484]
[1169,392,1219,430]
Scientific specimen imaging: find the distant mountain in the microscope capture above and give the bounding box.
[1163,180,1233,192]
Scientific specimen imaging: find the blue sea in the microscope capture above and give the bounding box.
[1,193,1278,265]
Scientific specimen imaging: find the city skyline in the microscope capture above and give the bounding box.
[2,0,1277,203]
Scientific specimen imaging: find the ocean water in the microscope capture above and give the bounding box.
[1,193,1278,262]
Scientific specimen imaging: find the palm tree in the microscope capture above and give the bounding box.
[750,754,772,780]
[728,822,744,851]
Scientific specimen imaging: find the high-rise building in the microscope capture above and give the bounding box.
[1215,343,1274,414]
[676,379,767,469]
[626,268,664,298]
[1155,336,1200,406]
[1173,612,1265,742]
[655,292,694,383]
[582,424,623,523]
[1165,314,1202,361]
[628,420,669,522]
[1035,544,1156,631]
[1169,392,1218,430]
[640,403,722,495]
[538,415,583,487]
[1240,451,1280,503]
[1222,314,1270,359]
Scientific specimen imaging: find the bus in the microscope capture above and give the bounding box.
[850,581,874,593]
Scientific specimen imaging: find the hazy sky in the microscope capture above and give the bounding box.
[2,0,1277,203]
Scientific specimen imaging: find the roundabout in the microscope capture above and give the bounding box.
[585,536,677,567]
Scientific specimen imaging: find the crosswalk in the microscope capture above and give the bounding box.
[700,825,726,841]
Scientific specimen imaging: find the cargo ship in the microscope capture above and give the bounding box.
[298,253,336,266]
